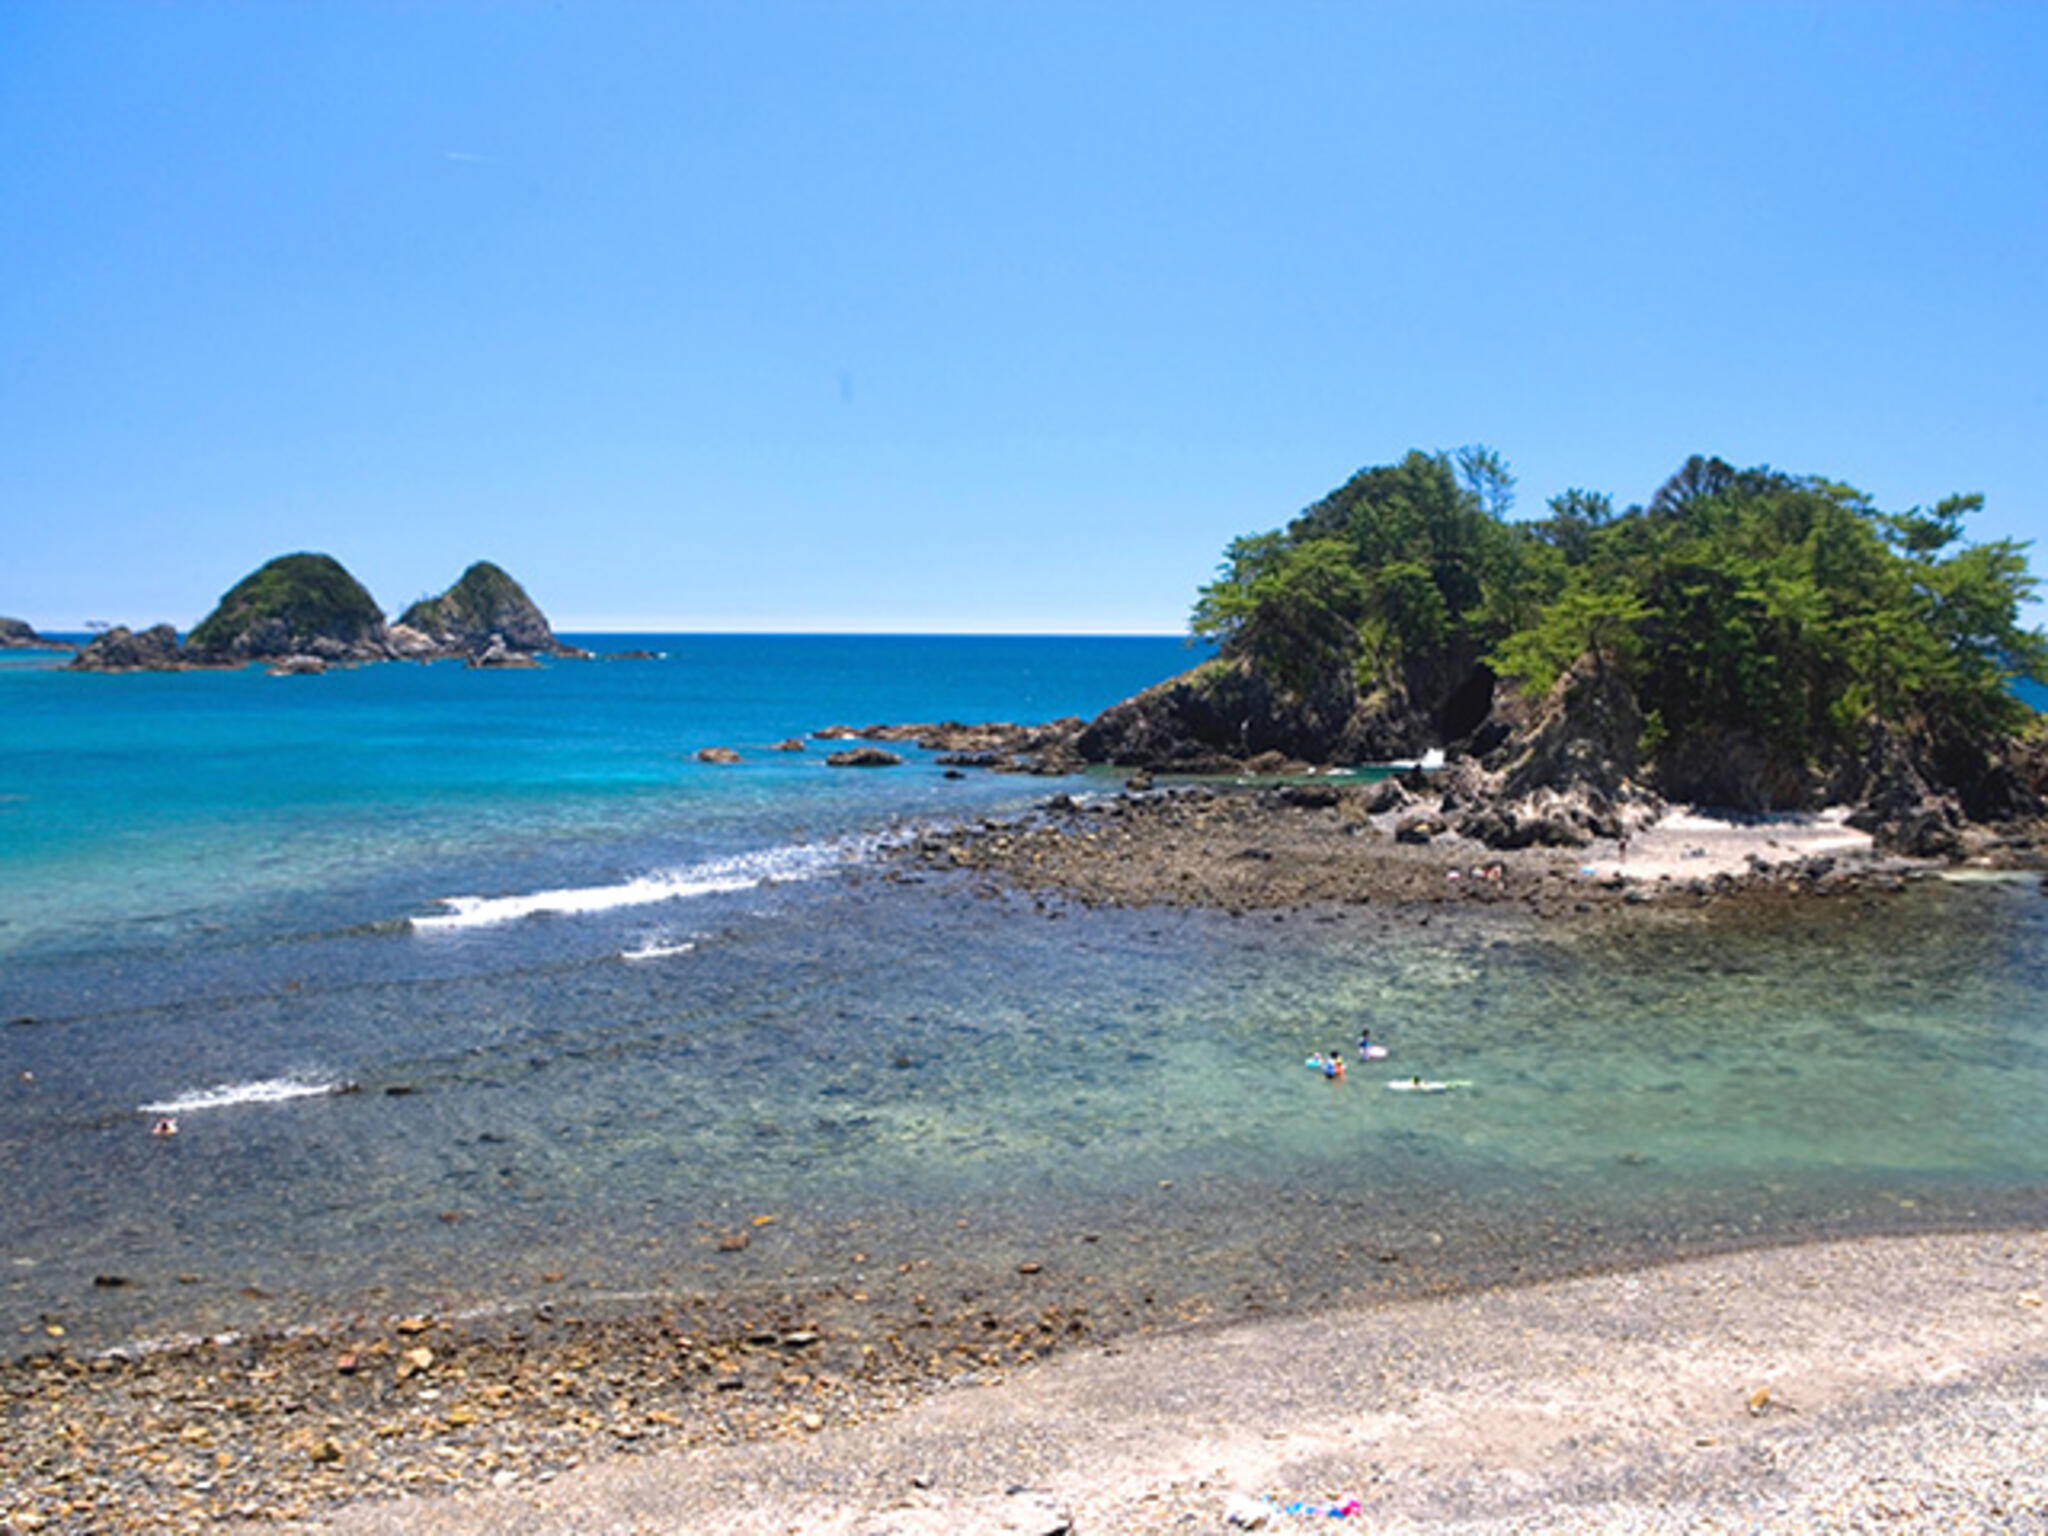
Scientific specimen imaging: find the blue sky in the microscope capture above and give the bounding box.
[4,2,2044,634]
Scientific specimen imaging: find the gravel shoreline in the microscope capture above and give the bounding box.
[311,1229,2048,1534]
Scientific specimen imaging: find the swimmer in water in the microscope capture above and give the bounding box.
[151,1116,178,1137]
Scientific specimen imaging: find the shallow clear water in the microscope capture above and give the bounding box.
[3,638,2045,1350]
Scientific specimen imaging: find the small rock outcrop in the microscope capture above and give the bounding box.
[398,562,581,659]
[696,747,742,764]
[825,746,904,768]
[69,624,193,672]
[1491,654,1642,802]
[1844,731,1966,858]
[185,553,393,664]
[466,635,544,669]
[1,617,73,651]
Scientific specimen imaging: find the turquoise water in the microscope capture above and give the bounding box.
[2,637,2045,1350]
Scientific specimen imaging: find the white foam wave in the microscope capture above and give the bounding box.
[620,939,696,962]
[410,842,858,934]
[140,1078,347,1115]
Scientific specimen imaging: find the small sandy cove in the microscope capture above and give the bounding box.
[316,1229,2048,1535]
[1589,805,1881,886]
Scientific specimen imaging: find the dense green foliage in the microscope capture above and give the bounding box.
[186,552,385,655]
[399,561,527,637]
[1194,449,2046,793]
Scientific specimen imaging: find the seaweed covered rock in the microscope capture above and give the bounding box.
[185,553,392,664]
[398,561,579,658]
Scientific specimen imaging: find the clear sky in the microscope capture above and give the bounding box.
[4,2,2044,634]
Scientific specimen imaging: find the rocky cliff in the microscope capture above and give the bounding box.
[1074,652,1493,774]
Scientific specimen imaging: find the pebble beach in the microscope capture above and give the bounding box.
[307,1229,2048,1534]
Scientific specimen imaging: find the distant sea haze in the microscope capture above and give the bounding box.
[3,634,2046,1360]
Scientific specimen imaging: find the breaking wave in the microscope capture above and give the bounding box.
[409,842,861,934]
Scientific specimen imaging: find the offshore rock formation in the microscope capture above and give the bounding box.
[184,553,393,664]
[68,624,198,672]
[0,617,73,650]
[62,555,581,672]
[397,562,585,659]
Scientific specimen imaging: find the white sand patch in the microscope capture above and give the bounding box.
[1584,804,1877,884]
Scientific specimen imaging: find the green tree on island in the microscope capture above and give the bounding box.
[1188,448,2045,810]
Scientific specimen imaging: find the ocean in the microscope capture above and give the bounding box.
[4,636,2046,1353]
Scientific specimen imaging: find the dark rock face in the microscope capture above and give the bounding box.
[398,562,577,658]
[68,624,192,672]
[1074,648,1505,775]
[185,553,392,664]
[0,617,73,651]
[1844,731,1967,858]
[1493,655,1643,802]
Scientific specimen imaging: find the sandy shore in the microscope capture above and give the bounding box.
[310,1228,2048,1535]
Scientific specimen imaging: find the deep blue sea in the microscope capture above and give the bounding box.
[4,636,2046,1352]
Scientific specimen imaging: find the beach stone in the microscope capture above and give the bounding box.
[1395,814,1446,845]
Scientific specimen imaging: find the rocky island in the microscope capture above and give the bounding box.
[392,559,590,664]
[67,553,581,673]
[0,617,74,651]
[900,449,2048,906]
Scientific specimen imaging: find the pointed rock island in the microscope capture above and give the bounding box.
[393,560,587,662]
